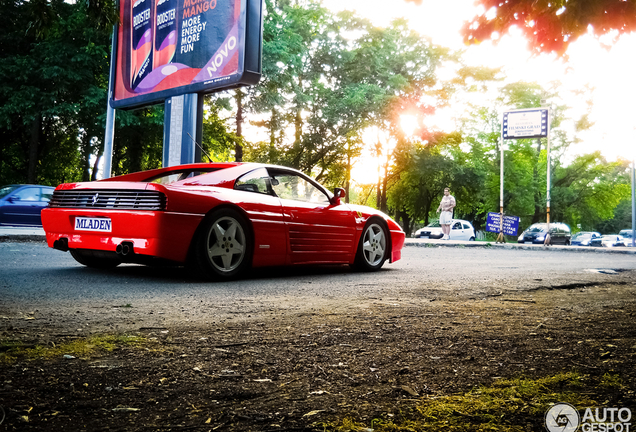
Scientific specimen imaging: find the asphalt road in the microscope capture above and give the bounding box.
[1,241,635,334]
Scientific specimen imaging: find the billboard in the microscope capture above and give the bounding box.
[111,0,262,109]
[502,109,549,139]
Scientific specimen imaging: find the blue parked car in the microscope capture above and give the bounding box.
[0,184,55,226]
[570,231,601,246]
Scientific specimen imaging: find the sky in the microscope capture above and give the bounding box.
[321,0,636,166]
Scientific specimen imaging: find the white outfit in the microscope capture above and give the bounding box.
[439,210,453,225]
[438,194,456,225]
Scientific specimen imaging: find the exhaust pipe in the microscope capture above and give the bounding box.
[116,241,134,256]
[53,237,69,252]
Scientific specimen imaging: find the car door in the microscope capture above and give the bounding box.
[451,221,467,240]
[267,168,357,264]
[232,168,287,267]
[3,186,43,225]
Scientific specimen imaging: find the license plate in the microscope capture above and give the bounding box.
[75,217,112,232]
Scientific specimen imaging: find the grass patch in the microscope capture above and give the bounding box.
[599,372,623,389]
[0,334,147,364]
[321,372,599,431]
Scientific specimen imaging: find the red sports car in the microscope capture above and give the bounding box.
[42,163,405,279]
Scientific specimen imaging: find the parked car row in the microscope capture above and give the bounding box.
[413,220,634,248]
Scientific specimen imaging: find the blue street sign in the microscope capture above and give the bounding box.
[486,212,520,236]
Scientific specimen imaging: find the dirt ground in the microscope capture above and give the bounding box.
[1,279,636,431]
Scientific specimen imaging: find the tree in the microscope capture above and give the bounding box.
[388,132,484,234]
[0,0,112,185]
[551,153,631,230]
[459,0,636,55]
[246,0,444,196]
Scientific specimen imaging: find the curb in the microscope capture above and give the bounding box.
[404,240,636,254]
[0,235,47,242]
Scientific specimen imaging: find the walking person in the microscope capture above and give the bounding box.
[436,187,456,240]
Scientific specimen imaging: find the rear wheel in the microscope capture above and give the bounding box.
[193,208,252,280]
[469,236,475,241]
[70,249,122,269]
[354,220,388,271]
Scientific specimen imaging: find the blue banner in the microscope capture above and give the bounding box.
[486,212,520,236]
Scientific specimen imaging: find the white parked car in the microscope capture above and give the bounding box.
[413,219,476,241]
[618,229,634,247]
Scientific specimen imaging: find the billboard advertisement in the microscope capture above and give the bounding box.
[111,0,262,109]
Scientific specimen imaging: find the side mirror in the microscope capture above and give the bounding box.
[7,196,18,203]
[331,188,346,205]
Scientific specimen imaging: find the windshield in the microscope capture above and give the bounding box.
[527,224,547,233]
[0,185,20,199]
[619,230,633,238]
[572,233,592,240]
[426,221,441,228]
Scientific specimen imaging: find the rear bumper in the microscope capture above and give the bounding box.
[42,208,203,263]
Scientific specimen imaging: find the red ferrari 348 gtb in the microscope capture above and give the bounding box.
[42,163,405,279]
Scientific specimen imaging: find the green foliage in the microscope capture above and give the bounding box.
[322,372,599,431]
[247,0,444,187]
[0,0,112,185]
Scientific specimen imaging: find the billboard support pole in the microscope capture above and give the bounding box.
[102,27,118,179]
[163,93,199,167]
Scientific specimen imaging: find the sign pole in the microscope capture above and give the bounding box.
[632,160,636,247]
[497,120,505,243]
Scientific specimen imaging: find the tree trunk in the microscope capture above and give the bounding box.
[27,115,41,184]
[235,89,243,162]
[345,152,351,204]
[380,153,390,213]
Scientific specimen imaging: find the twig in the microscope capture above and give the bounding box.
[571,360,599,369]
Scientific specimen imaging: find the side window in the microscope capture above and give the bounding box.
[234,168,271,195]
[462,223,471,230]
[452,222,462,230]
[14,187,40,201]
[270,172,329,204]
[41,188,53,202]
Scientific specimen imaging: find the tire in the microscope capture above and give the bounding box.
[193,208,252,280]
[354,219,388,271]
[70,249,122,269]
[469,236,475,241]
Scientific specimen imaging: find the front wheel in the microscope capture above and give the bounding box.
[354,220,388,271]
[193,208,252,280]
